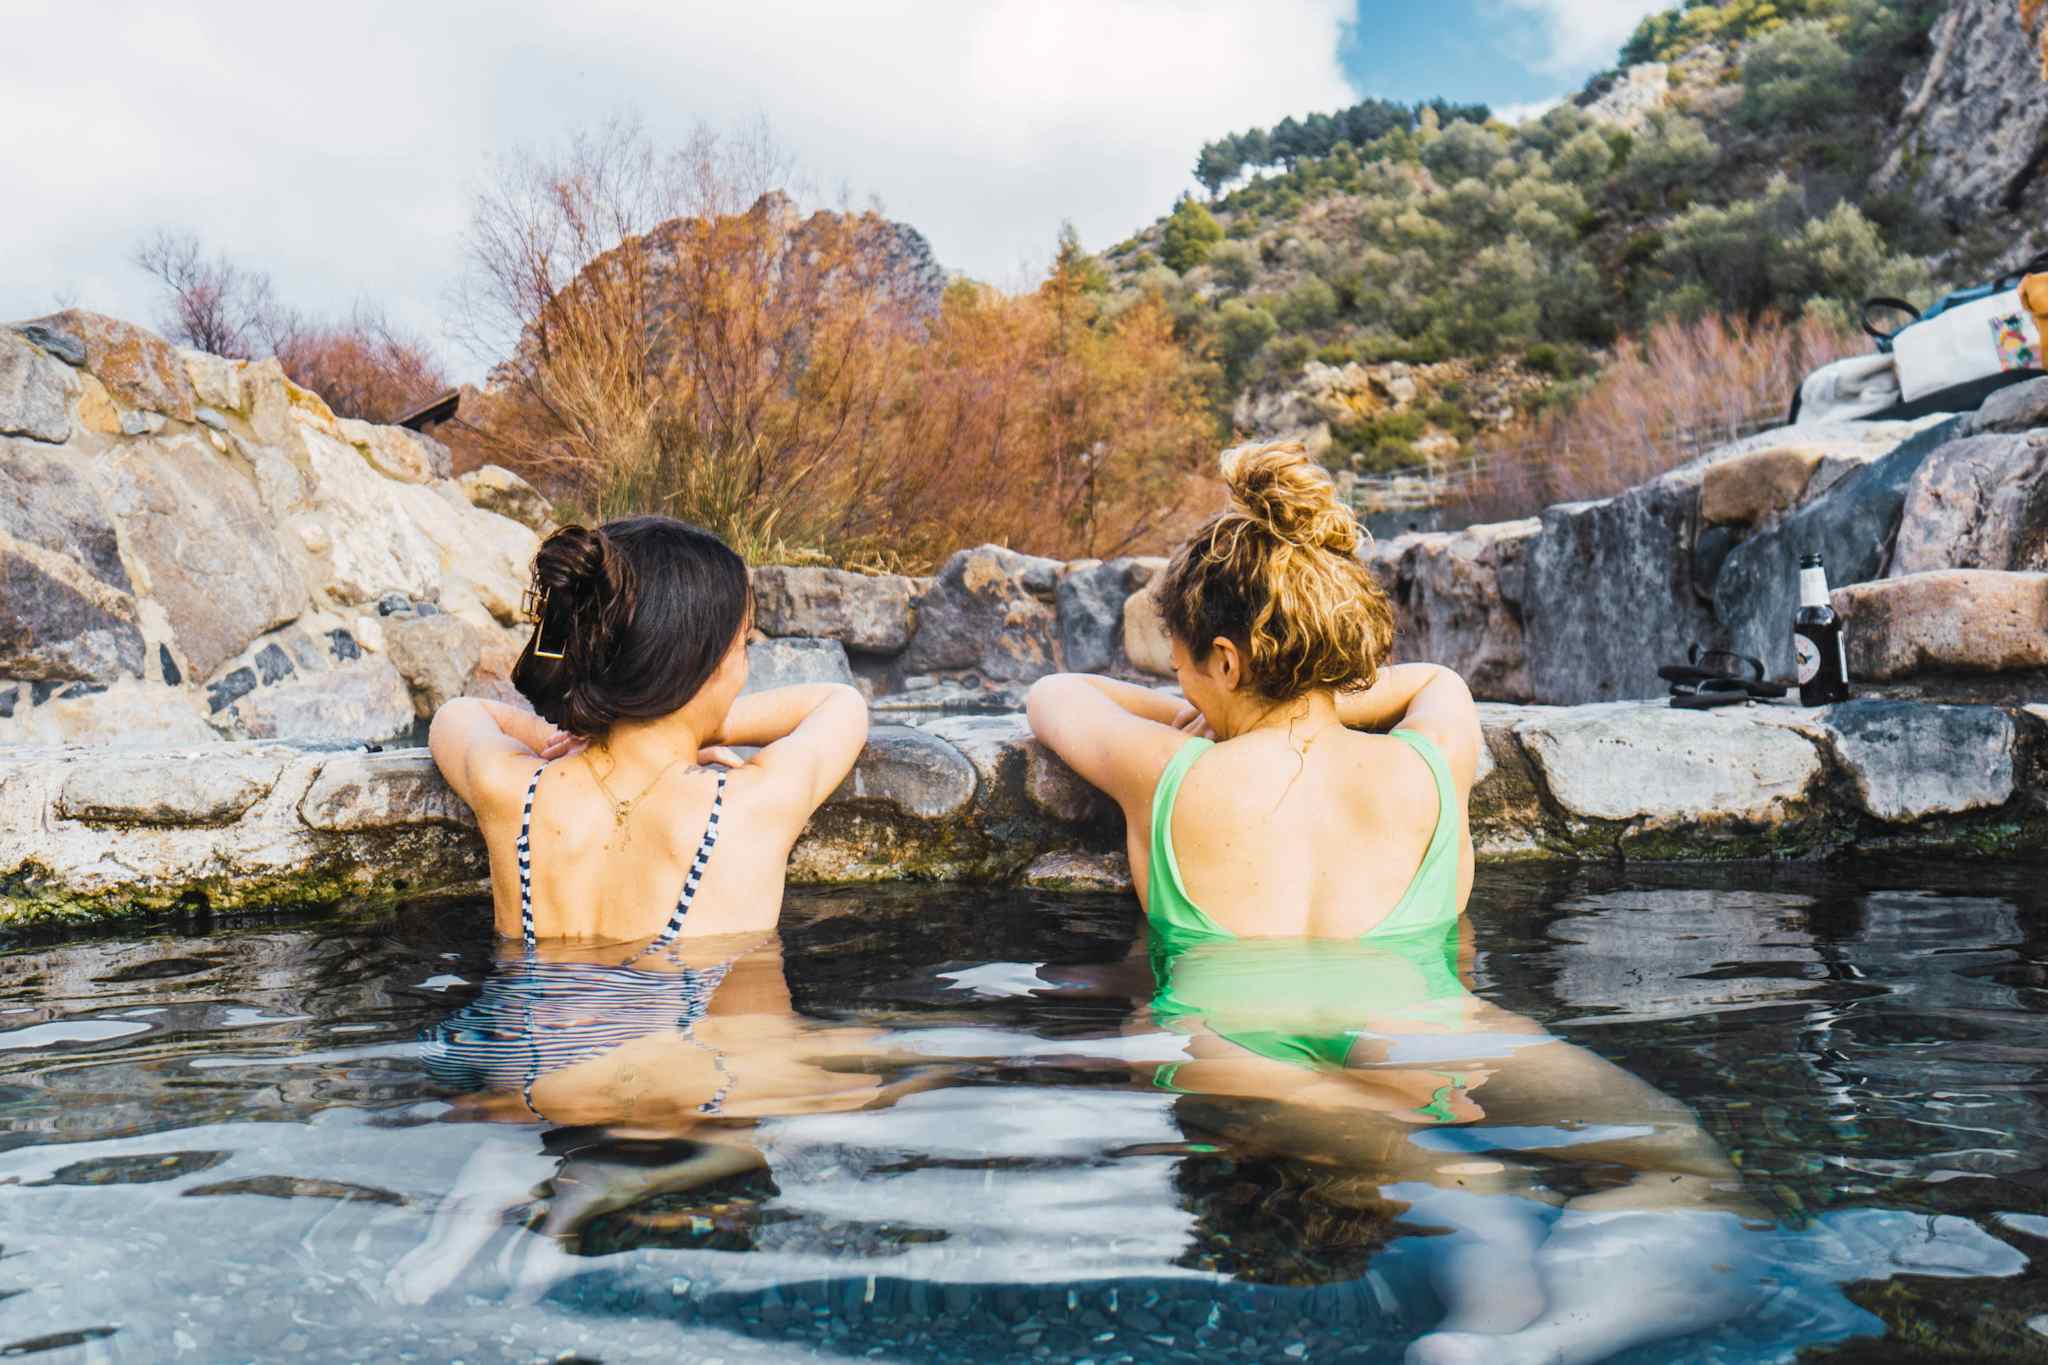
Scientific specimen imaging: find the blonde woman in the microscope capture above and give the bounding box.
[1028,442,1481,943]
[1028,445,1761,1364]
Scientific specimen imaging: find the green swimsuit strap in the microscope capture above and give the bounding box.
[1369,729,1464,939]
[1147,737,1226,942]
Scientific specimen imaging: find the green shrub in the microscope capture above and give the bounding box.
[1215,299,1278,381]
[1161,197,1225,272]
[1613,112,1717,209]
[1207,240,1258,290]
[1523,342,1596,379]
[1274,276,1339,330]
[1739,20,1855,127]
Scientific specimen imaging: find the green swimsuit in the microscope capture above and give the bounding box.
[1146,729,1474,1115]
[1147,728,1464,947]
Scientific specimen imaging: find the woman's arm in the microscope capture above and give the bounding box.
[428,698,577,812]
[1336,664,1483,794]
[1026,674,1193,818]
[722,684,870,818]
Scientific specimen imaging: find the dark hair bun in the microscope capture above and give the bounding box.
[513,517,750,737]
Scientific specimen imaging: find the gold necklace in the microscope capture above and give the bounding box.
[586,747,694,845]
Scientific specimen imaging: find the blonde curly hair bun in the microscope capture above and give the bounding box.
[1162,441,1393,700]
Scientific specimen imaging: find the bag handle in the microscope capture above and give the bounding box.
[1861,297,1921,351]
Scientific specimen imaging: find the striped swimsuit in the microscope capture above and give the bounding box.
[420,764,735,1118]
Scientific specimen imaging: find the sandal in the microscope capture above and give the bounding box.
[1658,645,1790,699]
[1669,678,1756,710]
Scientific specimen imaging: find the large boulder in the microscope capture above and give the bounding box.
[212,657,417,747]
[743,637,856,693]
[457,464,553,532]
[1056,557,1162,675]
[0,439,147,681]
[101,433,306,680]
[1871,0,2048,270]
[0,331,75,444]
[899,545,1063,683]
[1369,520,1537,702]
[1834,571,2048,681]
[1696,444,1825,528]
[1121,575,1174,679]
[1523,470,1716,704]
[382,611,488,716]
[1712,418,1965,683]
[1891,430,2048,574]
[1966,376,2048,435]
[23,311,193,422]
[750,565,918,653]
[336,417,451,484]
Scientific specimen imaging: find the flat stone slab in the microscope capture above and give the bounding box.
[57,753,282,825]
[2,699,2042,930]
[1791,700,2017,823]
[1517,703,1825,825]
[1835,571,2048,680]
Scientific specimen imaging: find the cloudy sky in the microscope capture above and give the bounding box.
[0,0,1667,375]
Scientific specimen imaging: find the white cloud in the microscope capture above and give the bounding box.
[1492,0,1672,75]
[0,0,1356,376]
[1494,97,1565,126]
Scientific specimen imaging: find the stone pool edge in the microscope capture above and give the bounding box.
[3,701,2044,930]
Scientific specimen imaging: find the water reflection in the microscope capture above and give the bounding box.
[0,870,2041,1362]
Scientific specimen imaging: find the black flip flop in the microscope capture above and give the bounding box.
[1670,678,1755,710]
[1660,645,1791,700]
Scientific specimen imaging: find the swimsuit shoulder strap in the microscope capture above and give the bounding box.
[1147,738,1228,941]
[641,768,728,954]
[1373,729,1463,937]
[517,764,545,948]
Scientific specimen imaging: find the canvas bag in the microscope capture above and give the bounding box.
[1890,289,2042,402]
[1865,253,2048,404]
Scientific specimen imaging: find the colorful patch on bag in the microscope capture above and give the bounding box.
[1992,313,2040,371]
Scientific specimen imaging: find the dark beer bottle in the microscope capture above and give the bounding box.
[1794,552,1850,706]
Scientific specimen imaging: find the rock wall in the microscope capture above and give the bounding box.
[6,700,2043,929]
[1359,382,2048,705]
[0,312,549,750]
[1872,0,2048,272]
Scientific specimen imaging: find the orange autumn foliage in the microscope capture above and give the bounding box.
[461,119,1217,569]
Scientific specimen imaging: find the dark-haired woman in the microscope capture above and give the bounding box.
[1027,445,1763,1364]
[430,515,868,948]
[394,517,879,1301]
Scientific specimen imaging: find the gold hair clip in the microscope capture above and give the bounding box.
[523,585,566,660]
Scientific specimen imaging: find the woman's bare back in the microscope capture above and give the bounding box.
[1160,727,1475,938]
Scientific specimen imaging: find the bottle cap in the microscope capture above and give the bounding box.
[1800,553,1823,569]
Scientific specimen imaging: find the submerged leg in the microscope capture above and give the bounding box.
[1397,1183,1551,1339]
[1408,1180,1764,1365]
[385,1129,556,1305]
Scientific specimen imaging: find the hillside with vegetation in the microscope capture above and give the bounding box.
[1100,0,2043,504]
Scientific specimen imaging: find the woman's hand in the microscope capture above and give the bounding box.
[537,730,584,761]
[697,745,747,770]
[1171,703,1217,741]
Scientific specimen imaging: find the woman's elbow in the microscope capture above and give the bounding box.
[1025,674,1076,738]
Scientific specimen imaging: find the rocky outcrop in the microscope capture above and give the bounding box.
[0,314,540,750]
[1892,429,2048,574]
[1364,520,1537,701]
[751,565,920,654]
[1872,0,2048,271]
[1836,571,2048,680]
[897,545,1064,685]
[6,698,2043,929]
